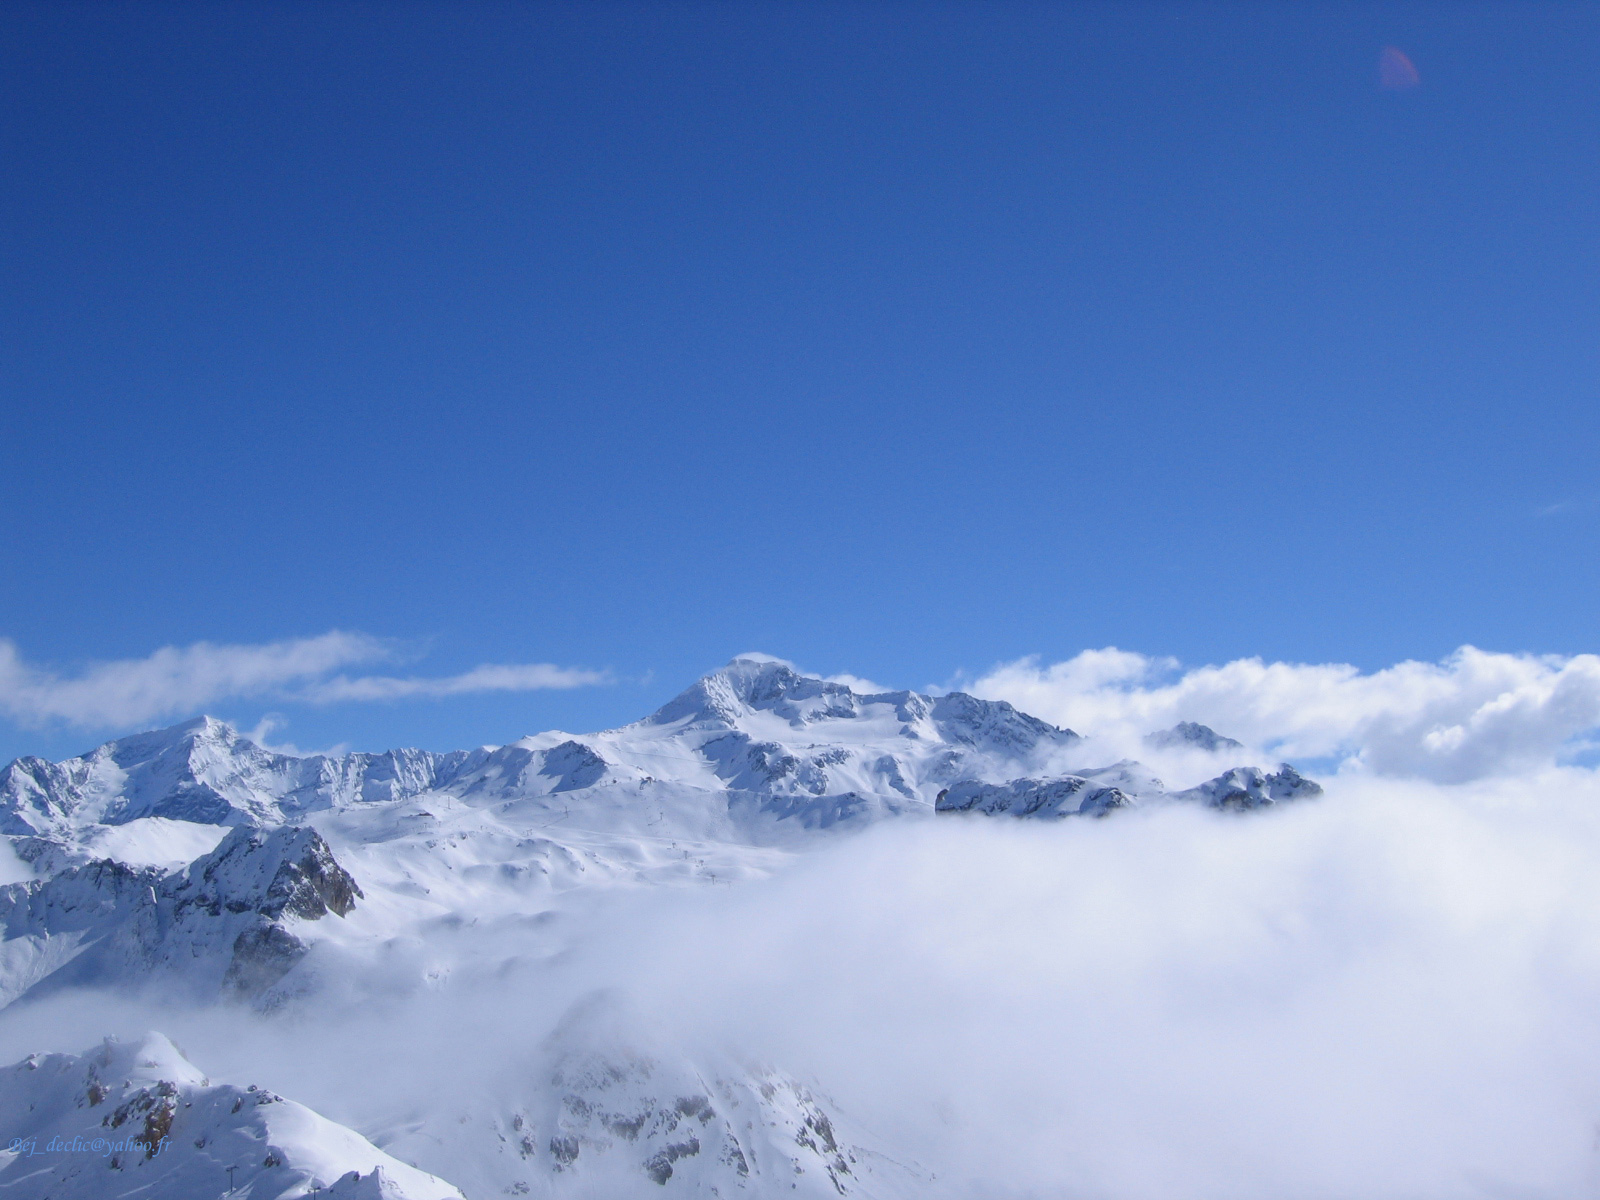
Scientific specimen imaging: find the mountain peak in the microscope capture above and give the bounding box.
[0,1036,466,1199]
[91,1031,206,1088]
[1144,721,1244,753]
[95,715,246,765]
[174,715,234,736]
[646,656,854,727]
[727,651,793,667]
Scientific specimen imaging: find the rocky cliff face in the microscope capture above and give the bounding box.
[936,775,1134,819]
[0,825,361,1008]
[1173,764,1323,810]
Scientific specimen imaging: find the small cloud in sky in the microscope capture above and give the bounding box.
[825,672,887,694]
[244,714,350,758]
[733,652,796,667]
[306,662,606,703]
[1537,497,1598,517]
[1379,46,1420,90]
[0,632,609,732]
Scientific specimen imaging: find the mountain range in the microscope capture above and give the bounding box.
[0,656,1320,1198]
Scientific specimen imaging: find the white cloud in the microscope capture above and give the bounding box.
[45,768,1600,1200]
[823,672,888,694]
[972,646,1600,782]
[0,634,607,731]
[306,662,608,702]
[243,714,351,759]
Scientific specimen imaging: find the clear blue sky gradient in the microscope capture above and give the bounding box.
[2,2,1597,759]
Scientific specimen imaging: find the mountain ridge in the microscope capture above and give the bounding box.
[0,656,1327,1200]
[0,656,1101,844]
[1,656,1312,849]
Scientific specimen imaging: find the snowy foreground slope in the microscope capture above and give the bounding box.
[0,1031,461,1199]
[0,657,1317,1199]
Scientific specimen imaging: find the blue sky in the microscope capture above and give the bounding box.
[2,2,1597,761]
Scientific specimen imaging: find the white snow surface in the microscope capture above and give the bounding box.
[0,1031,461,1199]
[76,817,231,872]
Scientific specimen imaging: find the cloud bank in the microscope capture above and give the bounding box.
[14,769,1600,1200]
[972,646,1600,782]
[0,633,607,730]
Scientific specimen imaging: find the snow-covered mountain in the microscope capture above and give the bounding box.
[2,658,1094,846]
[0,656,1323,1199]
[0,1032,463,1199]
[368,992,929,1200]
[0,657,1322,1005]
[0,715,483,842]
[0,824,362,1009]
[1171,764,1323,810]
[1145,721,1244,753]
[1,657,1308,851]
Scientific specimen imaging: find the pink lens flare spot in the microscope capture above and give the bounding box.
[1379,46,1420,90]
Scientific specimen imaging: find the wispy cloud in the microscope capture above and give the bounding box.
[0,633,607,731]
[972,646,1600,782]
[306,662,607,702]
[1536,496,1598,517]
[244,714,351,759]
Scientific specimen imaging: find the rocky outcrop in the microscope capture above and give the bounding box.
[937,760,1323,821]
[173,825,362,922]
[937,775,1134,819]
[1174,764,1323,810]
[0,825,361,1009]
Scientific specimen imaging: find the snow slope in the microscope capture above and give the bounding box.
[0,1031,462,1199]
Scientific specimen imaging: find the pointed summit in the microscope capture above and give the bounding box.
[88,715,244,766]
[1145,722,1243,753]
[1,716,289,835]
[91,1031,207,1088]
[645,656,856,727]
[0,1037,466,1199]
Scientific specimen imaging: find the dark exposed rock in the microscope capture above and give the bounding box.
[0,824,362,1009]
[223,923,310,998]
[538,741,609,792]
[178,825,363,921]
[643,1136,700,1184]
[1175,764,1323,810]
[936,776,1133,819]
